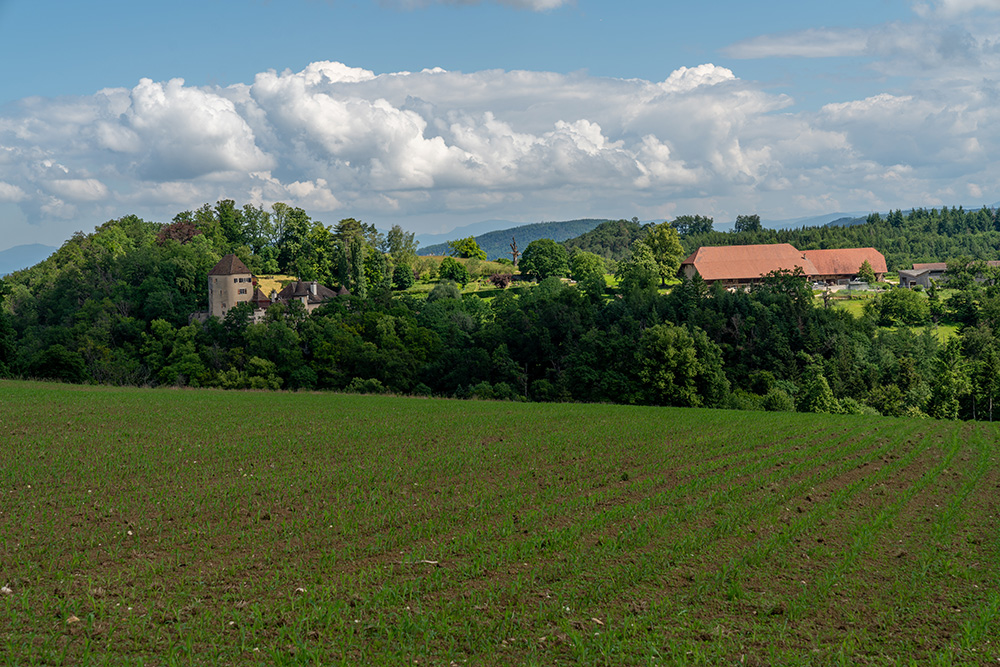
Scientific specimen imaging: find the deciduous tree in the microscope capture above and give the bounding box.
[519,239,569,281]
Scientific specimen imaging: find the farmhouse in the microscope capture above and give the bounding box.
[680,244,887,286]
[191,254,343,323]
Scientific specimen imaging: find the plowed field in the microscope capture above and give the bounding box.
[2,381,999,665]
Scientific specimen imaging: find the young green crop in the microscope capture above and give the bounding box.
[2,380,1000,664]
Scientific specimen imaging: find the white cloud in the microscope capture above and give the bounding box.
[0,182,26,202]
[125,77,274,180]
[0,58,998,243]
[726,28,869,59]
[44,178,109,202]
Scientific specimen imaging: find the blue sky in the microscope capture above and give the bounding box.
[0,0,998,250]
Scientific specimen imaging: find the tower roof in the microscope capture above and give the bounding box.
[208,254,252,276]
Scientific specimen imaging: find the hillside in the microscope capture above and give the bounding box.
[418,218,608,259]
[3,380,999,665]
[561,217,648,260]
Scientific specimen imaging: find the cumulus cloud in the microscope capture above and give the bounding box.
[124,78,274,180]
[0,57,998,242]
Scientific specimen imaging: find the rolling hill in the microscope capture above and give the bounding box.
[418,218,609,259]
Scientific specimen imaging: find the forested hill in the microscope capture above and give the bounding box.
[562,218,649,260]
[678,207,999,271]
[418,219,608,259]
[5,199,1000,424]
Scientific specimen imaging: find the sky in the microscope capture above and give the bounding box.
[1,0,999,251]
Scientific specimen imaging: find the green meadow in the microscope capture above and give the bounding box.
[2,381,999,665]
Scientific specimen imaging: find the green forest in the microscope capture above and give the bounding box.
[2,201,1000,422]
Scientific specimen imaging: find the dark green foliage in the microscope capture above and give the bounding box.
[858,259,877,285]
[734,214,763,234]
[438,258,471,286]
[615,240,660,294]
[562,218,646,260]
[7,200,1000,422]
[393,263,416,290]
[0,306,14,377]
[670,215,714,236]
[27,344,86,384]
[519,239,569,280]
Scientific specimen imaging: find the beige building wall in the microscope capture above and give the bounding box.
[208,272,253,318]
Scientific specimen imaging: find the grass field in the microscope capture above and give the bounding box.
[2,381,1000,665]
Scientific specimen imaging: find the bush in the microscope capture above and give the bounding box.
[427,281,461,302]
[346,377,386,394]
[439,257,471,286]
[838,397,879,416]
[470,381,495,400]
[489,273,513,288]
[762,388,795,412]
[392,264,416,290]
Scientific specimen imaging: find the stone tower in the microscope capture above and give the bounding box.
[207,254,253,319]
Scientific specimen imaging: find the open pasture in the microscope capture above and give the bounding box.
[1,381,1000,665]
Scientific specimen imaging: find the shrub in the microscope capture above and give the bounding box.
[439,257,471,286]
[347,377,386,394]
[489,273,513,288]
[761,388,795,412]
[392,264,416,290]
[427,281,461,302]
[470,381,495,400]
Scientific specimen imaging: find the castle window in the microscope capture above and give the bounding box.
[238,288,248,295]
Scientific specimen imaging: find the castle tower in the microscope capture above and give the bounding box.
[207,254,254,318]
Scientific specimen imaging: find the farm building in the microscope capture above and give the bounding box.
[899,260,1000,289]
[680,244,887,286]
[191,254,345,323]
[898,263,946,289]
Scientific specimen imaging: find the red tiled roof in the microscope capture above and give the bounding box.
[681,244,817,282]
[208,254,252,276]
[802,248,887,275]
[912,262,947,271]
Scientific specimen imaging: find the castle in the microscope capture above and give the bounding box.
[191,254,346,323]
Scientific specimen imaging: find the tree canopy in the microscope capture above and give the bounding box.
[518,239,570,280]
[446,237,487,260]
[7,199,1000,424]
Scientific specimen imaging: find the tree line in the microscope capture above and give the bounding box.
[2,201,1000,421]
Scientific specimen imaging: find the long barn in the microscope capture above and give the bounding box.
[680,244,886,286]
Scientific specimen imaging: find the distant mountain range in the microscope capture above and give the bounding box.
[0,244,57,277]
[414,219,526,248]
[418,219,610,260]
